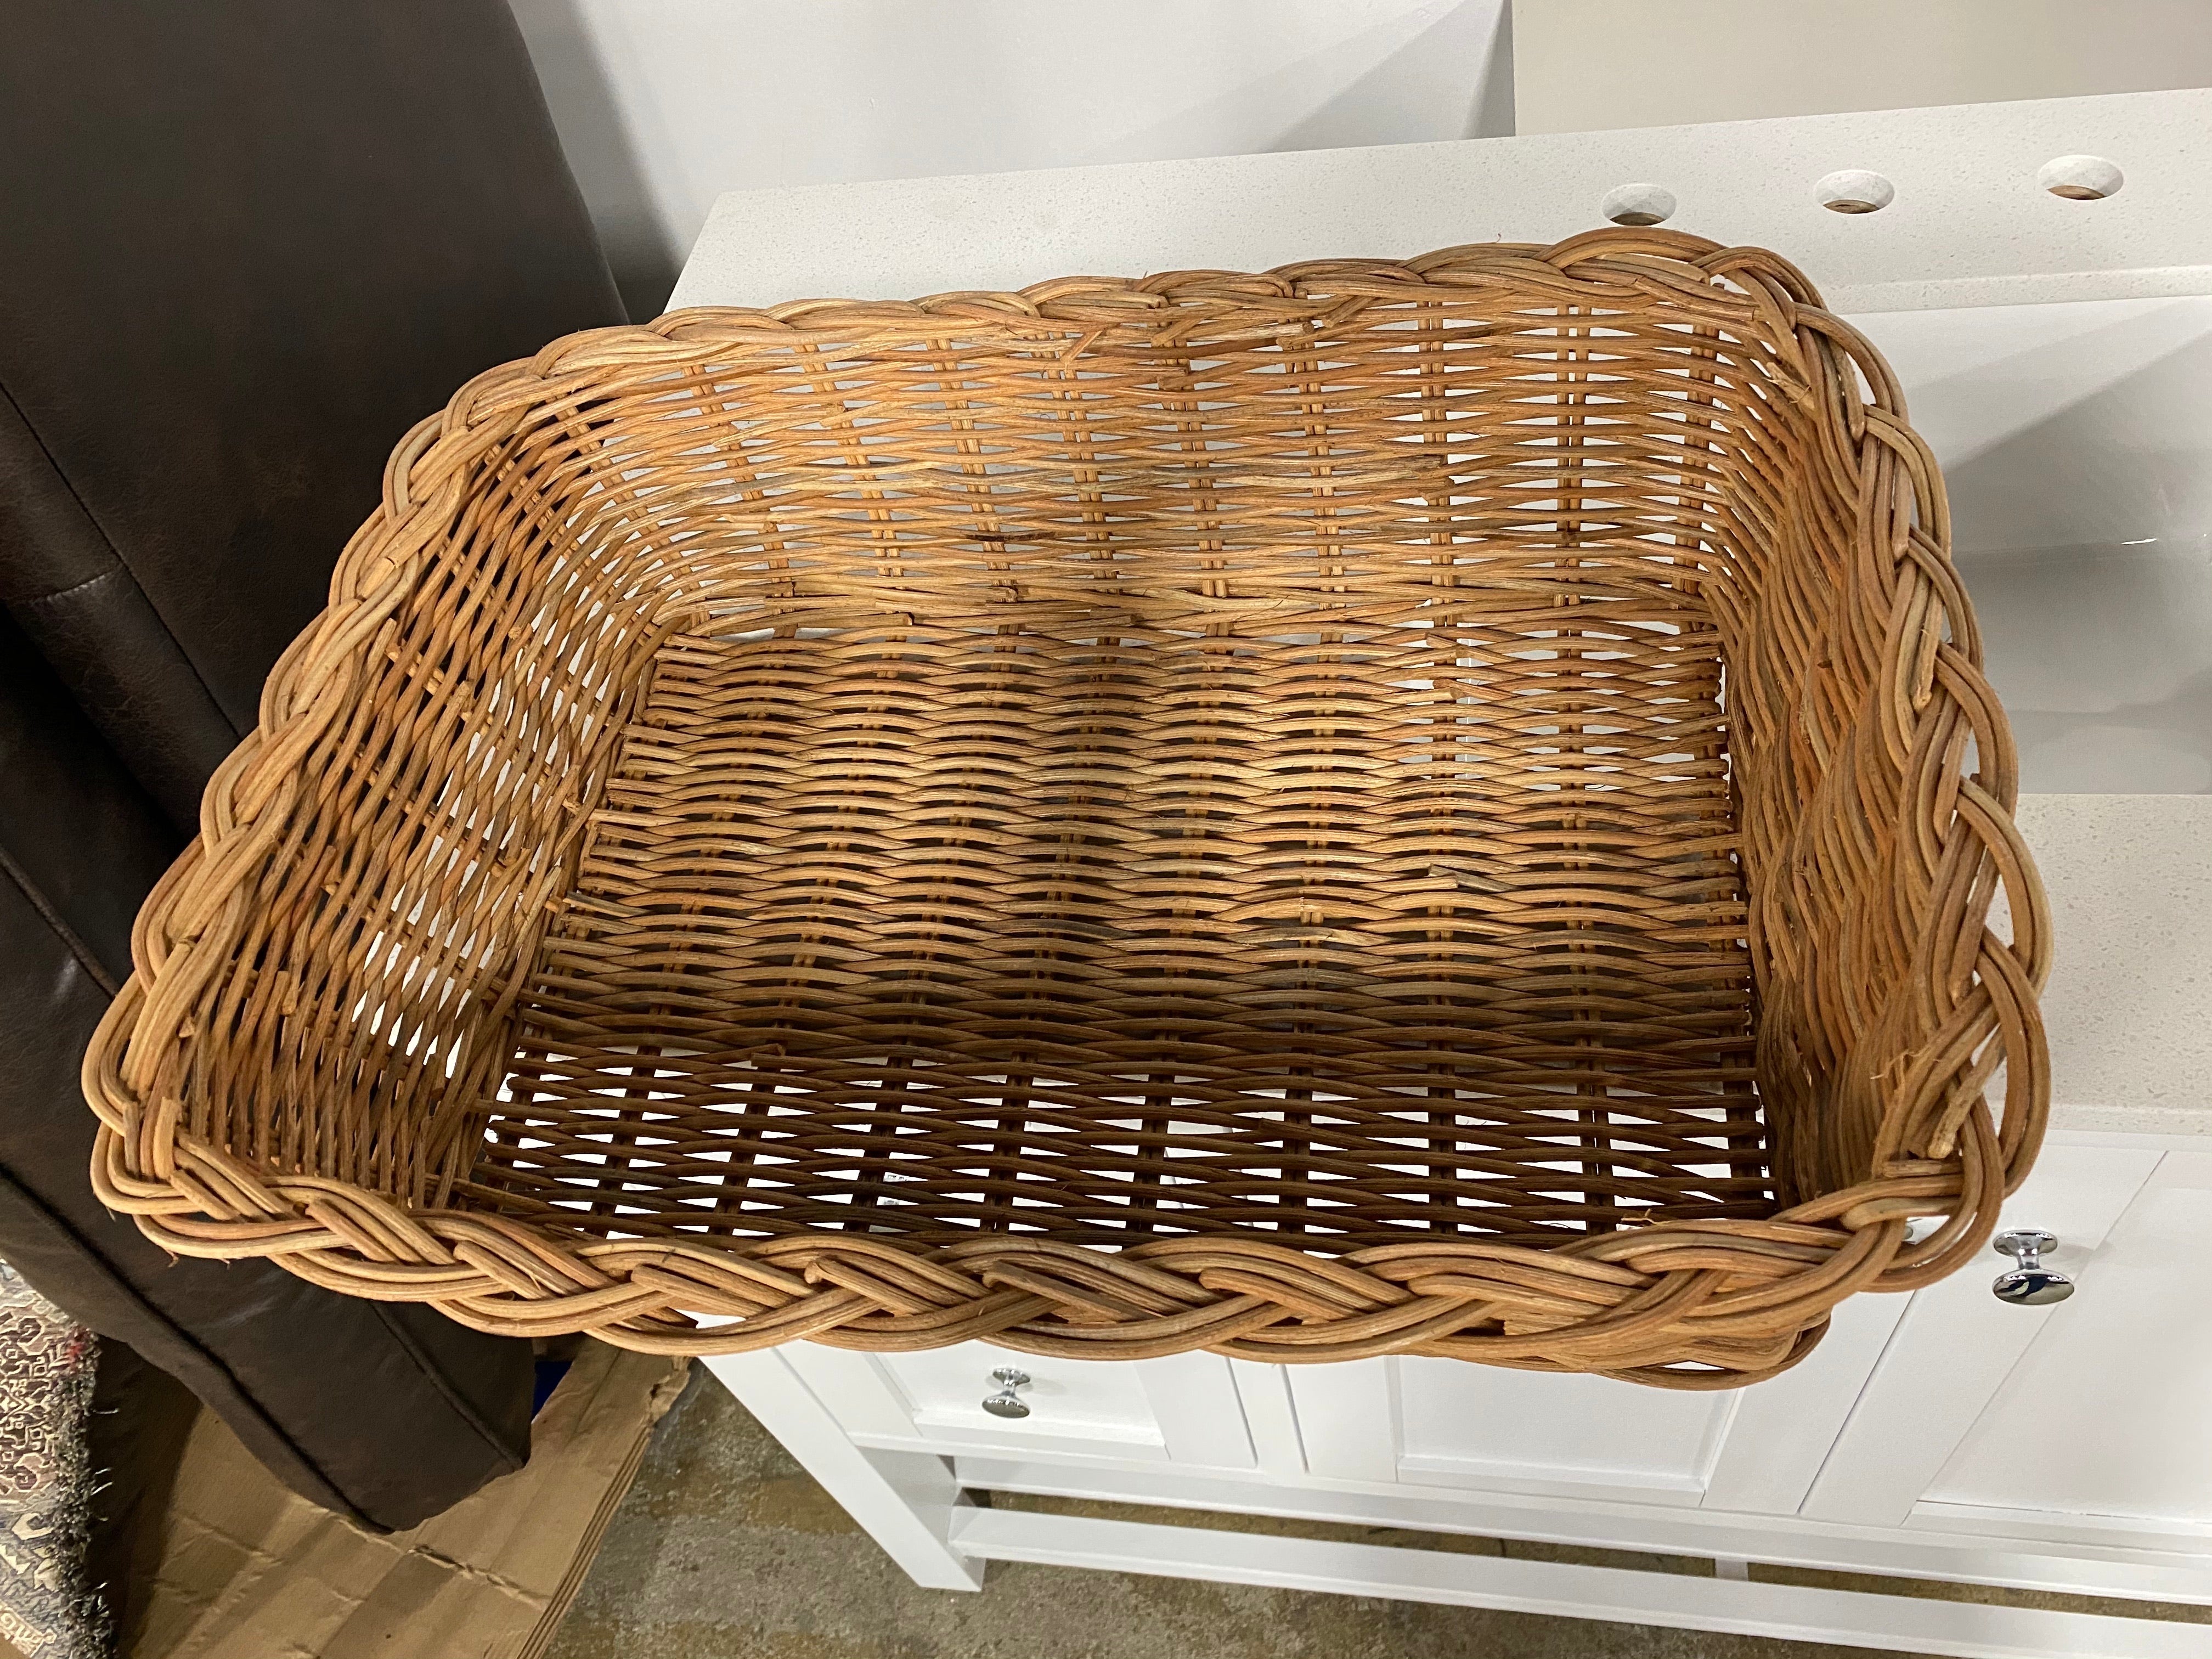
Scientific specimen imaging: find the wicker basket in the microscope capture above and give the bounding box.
[82,230,2050,1385]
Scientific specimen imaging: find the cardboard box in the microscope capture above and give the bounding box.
[115,1342,686,1659]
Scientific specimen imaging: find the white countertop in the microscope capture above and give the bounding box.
[2019,795,2212,1133]
[671,87,2212,317]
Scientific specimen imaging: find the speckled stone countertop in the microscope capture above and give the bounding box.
[2007,795,2212,1135]
[670,88,2212,318]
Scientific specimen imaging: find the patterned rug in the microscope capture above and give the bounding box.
[0,1263,105,1658]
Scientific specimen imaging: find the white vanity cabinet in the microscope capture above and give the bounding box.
[719,1137,2198,1538]
[705,1129,2212,1657]
[669,83,2212,1658]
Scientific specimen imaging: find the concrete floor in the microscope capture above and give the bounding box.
[552,1366,1929,1659]
[550,1365,2212,1658]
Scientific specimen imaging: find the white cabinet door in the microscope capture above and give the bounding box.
[1920,1150,2212,1557]
[1912,1149,2212,1551]
[785,1340,1259,1470]
[1801,1139,2168,1532]
[1271,1285,1910,1513]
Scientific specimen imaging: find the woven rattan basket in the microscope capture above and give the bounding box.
[83,231,2049,1385]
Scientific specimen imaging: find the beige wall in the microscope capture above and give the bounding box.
[1514,0,2212,132]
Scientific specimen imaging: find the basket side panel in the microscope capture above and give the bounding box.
[115,400,690,1206]
[1714,313,2047,1225]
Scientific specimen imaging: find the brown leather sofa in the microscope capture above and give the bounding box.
[0,0,627,1530]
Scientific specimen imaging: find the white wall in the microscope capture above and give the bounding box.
[1514,0,2212,135]
[511,0,1513,319]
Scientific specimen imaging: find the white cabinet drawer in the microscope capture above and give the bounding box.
[1262,1288,1910,1515]
[883,1343,1169,1455]
[1396,1359,1732,1503]
[785,1340,1258,1470]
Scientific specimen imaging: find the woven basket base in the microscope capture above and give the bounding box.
[475,589,1767,1256]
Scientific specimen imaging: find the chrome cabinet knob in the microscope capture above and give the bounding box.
[1992,1228,2075,1306]
[982,1367,1031,1418]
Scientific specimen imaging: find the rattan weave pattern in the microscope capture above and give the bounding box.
[82,231,2049,1384]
